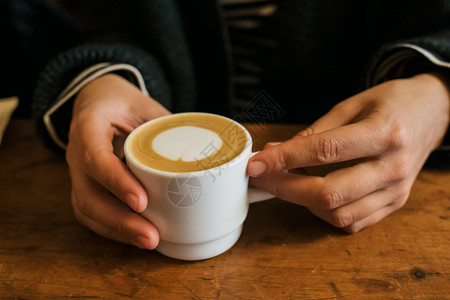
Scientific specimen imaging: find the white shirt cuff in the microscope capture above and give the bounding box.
[43,63,149,149]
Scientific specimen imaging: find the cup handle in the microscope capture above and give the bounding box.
[247,151,274,204]
[247,186,274,204]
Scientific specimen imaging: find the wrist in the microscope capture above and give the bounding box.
[413,73,450,149]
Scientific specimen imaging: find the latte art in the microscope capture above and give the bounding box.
[152,126,222,162]
[127,113,248,172]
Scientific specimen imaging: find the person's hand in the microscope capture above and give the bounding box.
[66,74,170,248]
[248,73,450,232]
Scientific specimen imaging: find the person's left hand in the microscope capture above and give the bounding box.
[248,73,450,232]
[66,74,170,249]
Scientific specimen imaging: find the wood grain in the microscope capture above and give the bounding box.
[0,120,449,299]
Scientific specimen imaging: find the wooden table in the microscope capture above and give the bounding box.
[1,119,449,299]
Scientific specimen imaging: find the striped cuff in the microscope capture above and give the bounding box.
[43,63,149,149]
[367,43,450,86]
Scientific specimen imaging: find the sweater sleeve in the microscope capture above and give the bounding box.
[32,43,172,151]
[366,30,450,154]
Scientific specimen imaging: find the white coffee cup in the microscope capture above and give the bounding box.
[124,112,273,260]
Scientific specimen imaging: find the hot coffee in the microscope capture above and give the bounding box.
[127,113,248,172]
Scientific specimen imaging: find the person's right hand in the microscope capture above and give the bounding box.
[66,74,170,249]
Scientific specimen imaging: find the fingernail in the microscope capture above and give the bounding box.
[248,161,267,177]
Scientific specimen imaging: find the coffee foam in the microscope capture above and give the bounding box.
[128,113,248,173]
[152,126,223,162]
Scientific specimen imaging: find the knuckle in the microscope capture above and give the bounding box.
[313,136,342,164]
[388,159,410,182]
[277,153,290,171]
[297,126,316,137]
[329,210,354,228]
[386,121,410,151]
[316,185,342,210]
[272,147,290,171]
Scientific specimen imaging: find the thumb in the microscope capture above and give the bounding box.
[247,97,365,177]
[246,142,283,177]
[263,142,281,149]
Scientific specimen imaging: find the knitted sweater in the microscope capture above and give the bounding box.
[1,0,449,156]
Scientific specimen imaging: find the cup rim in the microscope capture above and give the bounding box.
[124,112,252,176]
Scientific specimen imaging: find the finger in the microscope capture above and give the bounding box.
[307,188,397,229]
[73,202,157,249]
[71,172,159,249]
[266,143,304,174]
[297,95,365,137]
[342,203,402,233]
[249,159,398,210]
[250,171,321,207]
[248,118,390,177]
[340,183,410,233]
[75,118,148,212]
[72,168,159,249]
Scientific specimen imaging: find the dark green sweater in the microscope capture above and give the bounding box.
[1,0,449,156]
